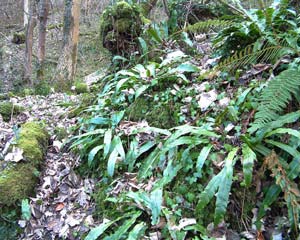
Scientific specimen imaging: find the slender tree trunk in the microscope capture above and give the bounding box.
[37,0,50,80]
[24,0,29,26]
[24,0,37,84]
[55,0,81,87]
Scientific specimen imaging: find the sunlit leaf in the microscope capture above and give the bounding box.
[21,199,31,221]
[104,129,112,158]
[107,148,119,177]
[88,145,103,166]
[214,147,238,225]
[103,211,142,240]
[242,144,256,186]
[85,220,115,240]
[196,144,213,176]
[126,222,147,240]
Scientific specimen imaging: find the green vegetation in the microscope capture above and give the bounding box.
[74,81,89,94]
[0,122,48,205]
[70,0,300,239]
[0,101,24,122]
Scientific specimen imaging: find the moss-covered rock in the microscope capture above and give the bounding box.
[11,32,25,44]
[99,1,144,54]
[74,82,89,94]
[127,98,177,129]
[0,122,49,206]
[0,101,24,122]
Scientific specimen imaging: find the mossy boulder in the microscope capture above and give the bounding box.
[100,1,144,54]
[127,98,177,129]
[74,82,89,94]
[0,101,24,122]
[0,122,49,206]
[11,32,25,44]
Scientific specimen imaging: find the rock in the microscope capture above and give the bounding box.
[100,1,144,54]
[73,82,89,94]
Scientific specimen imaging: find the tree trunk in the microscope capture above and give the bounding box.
[55,0,81,87]
[24,0,29,26]
[37,0,50,80]
[24,0,37,84]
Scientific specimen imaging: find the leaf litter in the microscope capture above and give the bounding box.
[0,93,100,239]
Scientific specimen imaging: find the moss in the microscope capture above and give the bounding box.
[113,1,133,19]
[99,1,143,54]
[0,101,24,122]
[115,18,132,33]
[128,98,177,129]
[0,93,9,100]
[0,164,37,205]
[74,82,89,94]
[0,122,48,206]
[11,32,25,44]
[54,127,68,141]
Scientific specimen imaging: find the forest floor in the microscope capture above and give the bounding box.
[0,93,101,239]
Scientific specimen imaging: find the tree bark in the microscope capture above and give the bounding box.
[24,0,29,26]
[37,0,50,80]
[55,0,81,87]
[24,0,37,84]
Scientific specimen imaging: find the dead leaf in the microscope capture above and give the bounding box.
[198,89,218,111]
[4,147,24,162]
[55,202,65,212]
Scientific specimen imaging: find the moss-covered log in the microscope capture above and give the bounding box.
[0,122,49,206]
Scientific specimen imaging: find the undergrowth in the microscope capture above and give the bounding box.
[70,0,300,239]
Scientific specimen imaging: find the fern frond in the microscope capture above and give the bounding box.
[253,69,300,126]
[216,40,289,72]
[263,151,300,233]
[186,19,232,33]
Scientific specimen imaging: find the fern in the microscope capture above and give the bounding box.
[263,151,300,233]
[252,69,300,127]
[186,19,233,33]
[216,40,289,72]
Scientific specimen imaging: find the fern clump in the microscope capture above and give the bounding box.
[251,69,300,130]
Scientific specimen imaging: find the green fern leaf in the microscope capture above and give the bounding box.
[217,41,288,72]
[186,19,232,33]
[253,69,300,127]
